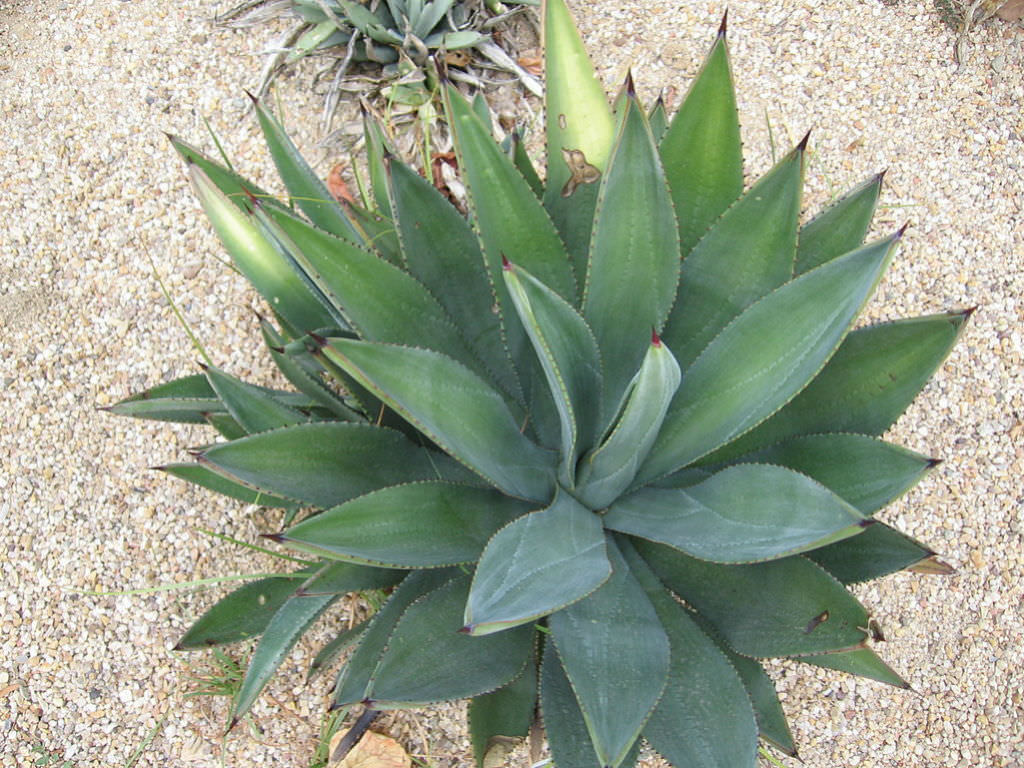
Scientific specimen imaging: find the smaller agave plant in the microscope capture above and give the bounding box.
[112,1,969,766]
[220,0,540,128]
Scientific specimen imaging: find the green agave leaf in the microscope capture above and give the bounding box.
[700,310,973,464]
[334,568,457,707]
[510,129,543,198]
[260,319,363,421]
[795,172,883,276]
[660,22,743,258]
[583,95,681,414]
[362,110,393,220]
[340,198,402,265]
[471,92,494,135]
[188,164,337,335]
[307,620,366,680]
[636,539,870,658]
[231,561,400,723]
[647,93,668,142]
[231,579,338,724]
[252,201,486,379]
[445,83,576,303]
[468,653,537,767]
[607,464,868,563]
[807,521,945,584]
[320,338,556,502]
[798,645,909,688]
[199,422,457,508]
[175,569,314,648]
[663,137,806,370]
[279,482,531,567]
[109,374,220,424]
[168,135,289,215]
[160,463,294,508]
[364,574,534,707]
[577,334,681,509]
[540,639,642,768]
[503,260,602,485]
[464,490,610,636]
[202,364,308,433]
[205,412,247,440]
[548,538,670,768]
[621,539,758,768]
[387,156,518,401]
[736,433,936,514]
[642,232,899,483]
[542,0,616,272]
[687,611,797,756]
[252,98,362,242]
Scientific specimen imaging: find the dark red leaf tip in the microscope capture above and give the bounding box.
[244,89,259,106]
[797,130,812,152]
[926,457,944,469]
[226,717,239,734]
[623,69,636,98]
[718,9,728,37]
[458,624,474,635]
[308,331,328,347]
[501,254,512,271]
[260,532,286,543]
[961,305,979,320]
[874,168,888,185]
[858,518,877,529]
[651,327,662,347]
[895,222,910,239]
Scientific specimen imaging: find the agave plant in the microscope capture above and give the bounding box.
[112,1,968,765]
[221,0,541,129]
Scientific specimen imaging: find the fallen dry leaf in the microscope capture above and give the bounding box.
[327,161,356,205]
[330,730,410,768]
[445,50,472,68]
[996,0,1024,20]
[517,55,542,77]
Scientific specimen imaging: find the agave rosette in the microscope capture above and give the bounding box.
[112,2,967,765]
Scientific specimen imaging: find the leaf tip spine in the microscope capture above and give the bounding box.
[501,253,512,271]
[260,532,287,543]
[895,221,910,239]
[226,717,239,734]
[308,331,329,348]
[926,457,944,469]
[718,8,728,37]
[874,168,888,185]
[797,129,812,152]
[458,624,474,635]
[651,327,662,347]
[960,305,978,322]
[623,68,636,98]
[858,518,876,529]
[243,89,260,107]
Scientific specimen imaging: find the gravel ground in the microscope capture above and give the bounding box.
[2,0,1022,766]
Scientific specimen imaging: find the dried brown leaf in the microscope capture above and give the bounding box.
[329,731,410,768]
[328,161,356,205]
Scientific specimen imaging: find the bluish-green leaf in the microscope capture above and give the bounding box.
[468,654,537,767]
[464,490,610,635]
[636,539,870,657]
[334,569,457,707]
[160,463,294,507]
[175,569,313,648]
[642,233,898,482]
[542,0,615,273]
[199,422,455,508]
[577,335,680,509]
[660,27,743,258]
[253,201,485,377]
[503,260,602,484]
[808,522,945,584]
[362,110,393,219]
[648,94,668,142]
[607,464,867,563]
[387,156,518,401]
[109,374,220,424]
[621,540,758,768]
[203,364,307,433]
[280,482,531,567]
[231,561,401,722]
[446,83,576,303]
[548,538,669,768]
[540,639,642,768]
[699,310,972,465]
[231,574,338,723]
[663,139,805,370]
[188,164,337,334]
[735,433,936,514]
[307,621,366,680]
[796,172,883,276]
[364,574,534,707]
[252,98,362,242]
[799,645,909,688]
[510,130,543,198]
[321,338,555,501]
[583,96,681,413]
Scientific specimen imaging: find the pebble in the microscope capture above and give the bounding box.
[2,0,1022,767]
